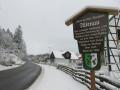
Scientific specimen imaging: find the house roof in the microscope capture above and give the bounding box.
[52,51,64,59]
[65,6,119,26]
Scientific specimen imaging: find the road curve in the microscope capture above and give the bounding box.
[0,61,41,90]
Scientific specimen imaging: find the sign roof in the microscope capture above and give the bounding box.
[65,6,119,26]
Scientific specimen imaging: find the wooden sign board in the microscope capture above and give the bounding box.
[65,7,118,90]
[65,6,118,70]
[73,12,108,70]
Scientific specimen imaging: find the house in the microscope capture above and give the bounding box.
[49,50,79,66]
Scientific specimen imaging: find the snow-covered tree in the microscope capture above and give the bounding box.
[0,28,13,49]
[13,25,22,43]
[13,25,27,59]
[0,25,27,65]
[7,28,13,38]
[0,26,27,65]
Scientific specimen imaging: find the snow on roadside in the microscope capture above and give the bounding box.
[28,64,88,90]
[0,54,25,71]
[96,65,120,81]
[0,64,20,71]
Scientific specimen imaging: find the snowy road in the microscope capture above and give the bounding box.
[0,62,41,90]
[28,64,88,90]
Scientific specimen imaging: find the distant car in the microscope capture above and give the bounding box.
[76,66,82,69]
[75,63,83,69]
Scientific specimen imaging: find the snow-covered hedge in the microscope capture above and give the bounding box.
[0,53,24,66]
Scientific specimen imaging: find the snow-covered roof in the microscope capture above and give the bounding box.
[52,51,64,59]
[70,52,79,59]
[65,6,119,26]
[51,50,79,59]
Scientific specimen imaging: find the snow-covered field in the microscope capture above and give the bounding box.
[28,64,88,90]
[96,65,120,83]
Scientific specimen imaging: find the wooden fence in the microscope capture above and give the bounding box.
[57,65,120,90]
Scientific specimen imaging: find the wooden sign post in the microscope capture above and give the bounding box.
[90,70,96,90]
[65,6,118,90]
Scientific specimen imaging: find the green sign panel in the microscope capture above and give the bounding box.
[83,52,101,70]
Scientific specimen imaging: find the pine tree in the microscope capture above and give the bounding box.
[13,25,27,59]
[7,28,13,38]
[13,25,22,44]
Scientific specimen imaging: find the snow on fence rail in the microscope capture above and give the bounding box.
[57,65,120,90]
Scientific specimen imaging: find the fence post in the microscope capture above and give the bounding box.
[99,77,104,89]
[90,70,96,90]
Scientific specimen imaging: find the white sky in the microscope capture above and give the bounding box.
[0,0,119,55]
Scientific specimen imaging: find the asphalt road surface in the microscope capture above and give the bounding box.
[0,61,41,90]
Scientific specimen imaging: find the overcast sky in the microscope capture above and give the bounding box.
[0,0,119,55]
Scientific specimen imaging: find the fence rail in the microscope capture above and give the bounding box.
[57,65,120,90]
